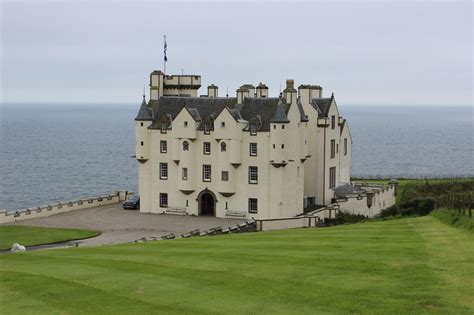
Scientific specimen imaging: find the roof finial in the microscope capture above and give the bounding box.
[226,86,229,98]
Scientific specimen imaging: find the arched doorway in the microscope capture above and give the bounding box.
[198,190,216,216]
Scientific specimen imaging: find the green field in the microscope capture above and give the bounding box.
[0,225,99,250]
[1,216,472,314]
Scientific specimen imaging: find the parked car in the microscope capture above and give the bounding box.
[123,195,140,210]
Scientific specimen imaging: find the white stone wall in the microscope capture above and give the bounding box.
[338,185,396,218]
[0,192,126,224]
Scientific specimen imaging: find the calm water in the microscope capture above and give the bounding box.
[0,103,472,210]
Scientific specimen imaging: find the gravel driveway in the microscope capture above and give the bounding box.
[11,204,244,246]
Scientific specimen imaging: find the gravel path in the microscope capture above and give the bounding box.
[11,204,244,246]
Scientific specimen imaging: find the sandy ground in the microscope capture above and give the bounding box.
[11,204,244,246]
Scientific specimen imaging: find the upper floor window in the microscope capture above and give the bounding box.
[221,171,229,181]
[203,165,211,182]
[182,168,188,180]
[160,163,168,180]
[331,115,336,129]
[250,124,257,136]
[221,122,225,128]
[220,142,227,152]
[160,123,167,134]
[204,122,211,134]
[330,140,336,158]
[281,144,285,149]
[249,166,258,184]
[184,121,188,127]
[282,125,285,130]
[249,143,257,156]
[140,122,144,127]
[182,141,189,151]
[160,140,167,153]
[344,138,348,156]
[248,198,258,214]
[203,142,211,155]
[329,167,336,188]
[140,141,144,146]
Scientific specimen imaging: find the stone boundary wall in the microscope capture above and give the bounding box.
[338,183,396,218]
[0,191,130,224]
[254,204,339,232]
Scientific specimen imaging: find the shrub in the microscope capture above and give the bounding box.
[336,212,368,224]
[399,198,435,216]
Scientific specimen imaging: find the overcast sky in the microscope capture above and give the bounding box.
[1,0,472,105]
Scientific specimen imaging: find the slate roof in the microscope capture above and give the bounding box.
[311,97,333,117]
[137,96,307,131]
[333,183,364,197]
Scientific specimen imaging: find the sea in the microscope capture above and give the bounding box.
[0,103,472,211]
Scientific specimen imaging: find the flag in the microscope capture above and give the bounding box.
[164,36,168,62]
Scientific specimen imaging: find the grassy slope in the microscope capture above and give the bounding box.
[0,217,472,314]
[0,225,99,250]
[432,208,474,231]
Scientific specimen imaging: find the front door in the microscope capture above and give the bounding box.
[200,192,215,216]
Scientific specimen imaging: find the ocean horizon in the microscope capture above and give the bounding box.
[1,102,472,210]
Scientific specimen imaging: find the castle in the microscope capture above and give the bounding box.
[135,70,353,219]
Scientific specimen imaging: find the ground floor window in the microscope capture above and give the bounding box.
[329,167,336,188]
[248,198,258,213]
[159,193,168,208]
[160,163,168,180]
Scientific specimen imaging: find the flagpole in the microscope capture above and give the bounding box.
[163,35,167,75]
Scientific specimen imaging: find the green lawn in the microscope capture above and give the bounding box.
[0,225,99,250]
[0,216,472,314]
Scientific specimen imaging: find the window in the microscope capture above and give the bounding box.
[273,144,276,149]
[221,171,229,181]
[140,122,144,127]
[344,138,348,156]
[249,143,257,156]
[182,168,188,180]
[331,115,336,129]
[160,123,167,133]
[160,163,168,180]
[203,165,211,182]
[220,142,227,152]
[250,124,257,136]
[140,141,144,146]
[249,166,258,184]
[160,140,167,153]
[204,123,211,134]
[159,193,168,208]
[336,144,339,154]
[282,125,285,129]
[184,121,188,127]
[248,198,258,213]
[330,140,336,158]
[329,167,336,188]
[281,144,285,149]
[203,142,211,155]
[273,125,276,130]
[182,141,189,151]
[221,122,225,128]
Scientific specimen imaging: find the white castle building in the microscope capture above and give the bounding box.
[135,70,354,219]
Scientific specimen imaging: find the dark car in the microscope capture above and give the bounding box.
[123,195,140,210]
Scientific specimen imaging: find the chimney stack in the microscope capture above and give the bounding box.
[256,82,269,98]
[236,84,255,104]
[283,79,297,105]
[298,84,323,106]
[207,84,218,98]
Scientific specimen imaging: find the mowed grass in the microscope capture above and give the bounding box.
[0,216,472,314]
[0,225,99,250]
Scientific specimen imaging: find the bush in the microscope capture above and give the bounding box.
[380,205,399,218]
[431,209,474,232]
[399,198,435,216]
[336,212,368,224]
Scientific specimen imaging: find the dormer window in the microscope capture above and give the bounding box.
[182,141,189,151]
[204,123,211,134]
[220,142,227,152]
[160,123,167,134]
[250,124,257,135]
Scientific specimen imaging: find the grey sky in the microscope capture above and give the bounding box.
[1,0,472,105]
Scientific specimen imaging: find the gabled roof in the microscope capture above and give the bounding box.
[140,95,308,131]
[311,96,333,117]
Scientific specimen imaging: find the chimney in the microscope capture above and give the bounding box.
[207,84,218,98]
[256,82,269,98]
[149,70,164,101]
[298,84,323,106]
[236,84,254,104]
[283,79,297,105]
